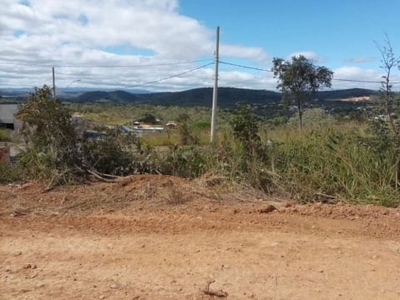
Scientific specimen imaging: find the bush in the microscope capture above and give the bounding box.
[81,131,157,176]
[157,145,207,179]
[14,86,159,188]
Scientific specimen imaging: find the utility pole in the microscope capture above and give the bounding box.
[52,67,56,98]
[210,26,220,143]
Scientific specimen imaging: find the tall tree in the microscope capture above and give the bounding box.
[272,55,333,130]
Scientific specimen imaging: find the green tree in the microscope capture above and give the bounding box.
[138,113,158,124]
[272,55,333,130]
[16,85,78,161]
[15,85,81,184]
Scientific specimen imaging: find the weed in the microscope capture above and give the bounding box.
[166,184,190,205]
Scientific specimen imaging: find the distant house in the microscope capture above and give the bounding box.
[0,104,20,130]
[70,113,84,125]
[121,124,163,136]
[165,121,177,129]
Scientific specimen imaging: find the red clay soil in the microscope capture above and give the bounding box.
[1,175,400,300]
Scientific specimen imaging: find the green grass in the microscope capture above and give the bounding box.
[0,129,12,142]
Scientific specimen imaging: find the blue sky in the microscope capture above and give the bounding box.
[0,0,399,92]
[181,0,400,68]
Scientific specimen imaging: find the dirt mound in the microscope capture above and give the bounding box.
[1,175,399,223]
[0,174,279,217]
[0,175,201,215]
[281,201,400,220]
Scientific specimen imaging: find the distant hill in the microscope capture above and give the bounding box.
[73,87,377,108]
[145,88,281,107]
[76,90,146,103]
[316,88,377,100]
[1,86,378,108]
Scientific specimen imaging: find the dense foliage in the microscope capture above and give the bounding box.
[12,86,157,188]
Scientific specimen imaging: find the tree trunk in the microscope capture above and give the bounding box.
[396,147,400,189]
[297,98,303,131]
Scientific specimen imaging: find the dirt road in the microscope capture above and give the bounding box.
[1,175,400,299]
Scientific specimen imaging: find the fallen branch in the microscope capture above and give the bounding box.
[87,169,116,182]
[74,164,116,183]
[203,280,228,298]
[92,170,122,179]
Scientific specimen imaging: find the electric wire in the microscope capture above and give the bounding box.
[0,59,213,68]
[220,60,400,84]
[219,60,272,72]
[2,58,400,88]
[117,62,213,88]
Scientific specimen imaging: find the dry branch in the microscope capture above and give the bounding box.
[203,280,228,298]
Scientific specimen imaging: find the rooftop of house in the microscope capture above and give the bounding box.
[0,104,19,124]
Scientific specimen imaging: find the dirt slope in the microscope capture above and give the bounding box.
[1,175,400,300]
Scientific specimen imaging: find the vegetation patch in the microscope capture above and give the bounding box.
[5,40,400,207]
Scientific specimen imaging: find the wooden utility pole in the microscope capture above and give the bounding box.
[210,26,220,143]
[52,67,56,98]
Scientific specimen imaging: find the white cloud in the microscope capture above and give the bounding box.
[0,1,396,92]
[0,0,273,91]
[332,66,400,90]
[287,51,323,63]
[0,0,216,89]
[218,70,275,90]
[346,56,376,64]
[220,45,268,62]
[334,66,377,78]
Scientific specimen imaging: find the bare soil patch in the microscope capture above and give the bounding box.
[1,175,400,299]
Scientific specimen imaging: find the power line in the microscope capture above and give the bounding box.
[333,78,400,84]
[0,62,214,89]
[121,62,214,88]
[2,57,400,88]
[220,60,400,84]
[0,59,213,68]
[333,78,381,83]
[219,60,273,72]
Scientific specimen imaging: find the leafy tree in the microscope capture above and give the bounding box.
[16,86,79,159]
[272,55,333,130]
[138,113,158,124]
[15,85,81,184]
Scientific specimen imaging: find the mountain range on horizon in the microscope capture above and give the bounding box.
[0,87,378,108]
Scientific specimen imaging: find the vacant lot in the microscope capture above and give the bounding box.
[1,175,400,299]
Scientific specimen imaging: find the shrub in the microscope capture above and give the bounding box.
[157,145,207,179]
[81,130,157,176]
[0,162,21,183]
